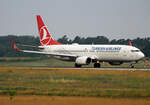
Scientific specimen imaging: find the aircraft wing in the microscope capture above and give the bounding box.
[21,50,77,57]
[11,40,77,58]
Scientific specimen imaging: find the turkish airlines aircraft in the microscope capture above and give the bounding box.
[11,15,145,68]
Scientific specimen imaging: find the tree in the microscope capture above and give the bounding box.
[57,35,70,44]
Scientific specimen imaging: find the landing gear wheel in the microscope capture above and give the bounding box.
[94,63,101,68]
[75,63,82,68]
[130,64,134,68]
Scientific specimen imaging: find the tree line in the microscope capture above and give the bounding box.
[0,35,150,57]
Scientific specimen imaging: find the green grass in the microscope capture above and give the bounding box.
[0,57,74,67]
[0,67,150,97]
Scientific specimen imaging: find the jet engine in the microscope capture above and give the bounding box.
[75,56,91,65]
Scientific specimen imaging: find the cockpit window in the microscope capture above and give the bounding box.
[131,50,140,52]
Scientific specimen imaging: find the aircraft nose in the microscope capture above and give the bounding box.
[140,52,145,59]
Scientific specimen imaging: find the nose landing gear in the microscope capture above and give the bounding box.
[130,64,134,68]
[129,61,137,68]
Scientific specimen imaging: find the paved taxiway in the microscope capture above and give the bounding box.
[30,67,150,71]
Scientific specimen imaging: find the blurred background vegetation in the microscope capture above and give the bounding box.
[0,35,150,58]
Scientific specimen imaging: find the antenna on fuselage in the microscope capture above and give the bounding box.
[129,40,132,46]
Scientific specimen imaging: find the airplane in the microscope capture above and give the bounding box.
[11,15,145,68]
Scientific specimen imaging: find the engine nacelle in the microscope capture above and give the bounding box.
[109,62,123,65]
[75,56,91,65]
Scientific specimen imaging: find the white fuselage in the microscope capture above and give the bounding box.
[40,44,144,62]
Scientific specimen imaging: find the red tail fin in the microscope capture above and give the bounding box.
[36,15,62,46]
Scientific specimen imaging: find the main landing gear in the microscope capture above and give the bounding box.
[94,62,101,68]
[75,63,82,68]
[75,63,101,68]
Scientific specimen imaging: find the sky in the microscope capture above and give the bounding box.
[0,0,150,40]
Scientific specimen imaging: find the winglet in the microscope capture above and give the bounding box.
[11,40,19,51]
[129,40,132,46]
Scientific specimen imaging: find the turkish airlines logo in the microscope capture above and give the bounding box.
[40,26,51,45]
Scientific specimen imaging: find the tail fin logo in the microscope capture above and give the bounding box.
[40,26,51,45]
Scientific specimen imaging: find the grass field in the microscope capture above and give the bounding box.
[0,67,150,98]
[0,57,150,105]
[0,57,75,67]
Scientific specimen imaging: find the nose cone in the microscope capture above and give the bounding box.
[139,52,145,59]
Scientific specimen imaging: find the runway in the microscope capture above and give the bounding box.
[29,67,150,71]
[2,66,149,71]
